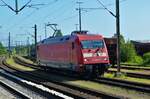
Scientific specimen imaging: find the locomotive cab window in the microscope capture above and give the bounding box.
[81,40,104,49]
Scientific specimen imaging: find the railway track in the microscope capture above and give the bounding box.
[0,58,71,99]
[0,79,30,99]
[111,65,150,71]
[1,57,125,99]
[107,70,150,79]
[14,56,150,93]
[93,77,150,93]
[0,68,73,99]
[14,56,150,80]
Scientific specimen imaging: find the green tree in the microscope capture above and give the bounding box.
[143,52,150,65]
[121,41,135,62]
[0,42,7,55]
[120,35,125,45]
[120,36,143,64]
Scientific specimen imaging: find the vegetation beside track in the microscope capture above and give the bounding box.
[109,68,150,75]
[0,42,7,55]
[120,35,150,66]
[6,57,34,71]
[3,57,150,99]
[66,80,150,99]
[112,65,150,70]
[15,55,36,65]
[14,55,150,85]
[104,73,150,85]
[120,62,150,67]
[143,52,150,65]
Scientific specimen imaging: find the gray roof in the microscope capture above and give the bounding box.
[133,40,150,43]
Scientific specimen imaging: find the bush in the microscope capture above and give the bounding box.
[120,38,144,64]
[132,55,143,64]
[143,52,150,65]
[121,41,137,62]
[0,42,7,55]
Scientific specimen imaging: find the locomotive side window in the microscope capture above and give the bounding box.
[41,41,44,43]
[66,37,69,40]
[60,38,63,41]
[81,40,104,49]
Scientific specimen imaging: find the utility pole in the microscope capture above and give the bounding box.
[33,24,37,60]
[96,0,121,74]
[76,2,102,32]
[15,41,18,54]
[76,2,83,32]
[27,37,30,57]
[15,0,18,14]
[8,32,11,58]
[116,0,121,73]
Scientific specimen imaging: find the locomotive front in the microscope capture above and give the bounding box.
[77,34,110,77]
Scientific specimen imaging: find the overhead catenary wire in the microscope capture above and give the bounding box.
[96,0,127,17]
[18,0,32,12]
[52,1,76,21]
[0,1,59,47]
[10,0,107,34]
[0,0,32,14]
[26,0,58,10]
[1,0,126,44]
[50,2,105,26]
[0,0,15,11]
[5,0,58,33]
[101,0,127,7]
[40,0,75,23]
[57,6,105,23]
[19,0,58,25]
[96,0,116,17]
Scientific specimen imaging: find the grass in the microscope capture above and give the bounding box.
[13,55,150,84]
[15,55,37,65]
[121,62,150,67]
[122,65,150,69]
[104,73,150,85]
[66,80,150,99]
[5,56,150,99]
[109,68,150,75]
[6,57,35,71]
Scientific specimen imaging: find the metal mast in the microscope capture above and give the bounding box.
[8,32,11,58]
[77,2,83,32]
[116,0,121,73]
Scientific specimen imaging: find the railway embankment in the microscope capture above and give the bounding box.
[2,56,150,99]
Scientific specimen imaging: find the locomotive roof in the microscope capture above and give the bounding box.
[38,33,103,45]
[38,35,73,45]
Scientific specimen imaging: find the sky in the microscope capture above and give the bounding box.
[0,0,150,46]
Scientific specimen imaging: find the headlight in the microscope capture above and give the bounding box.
[84,59,87,61]
[104,58,108,61]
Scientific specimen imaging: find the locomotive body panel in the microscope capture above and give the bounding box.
[37,32,110,77]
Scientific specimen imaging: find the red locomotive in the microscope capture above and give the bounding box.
[37,31,110,77]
